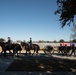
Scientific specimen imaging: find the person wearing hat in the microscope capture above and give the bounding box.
[6,37,12,48]
[29,37,32,49]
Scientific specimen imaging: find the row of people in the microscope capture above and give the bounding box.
[5,37,32,48]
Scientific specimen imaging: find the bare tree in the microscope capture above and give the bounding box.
[71,25,76,39]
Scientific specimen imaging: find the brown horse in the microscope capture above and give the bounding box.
[21,42,40,55]
[0,42,22,57]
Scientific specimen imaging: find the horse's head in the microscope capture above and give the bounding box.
[21,42,30,49]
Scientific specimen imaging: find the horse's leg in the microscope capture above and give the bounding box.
[52,49,54,54]
[0,47,4,55]
[66,50,70,57]
[70,50,73,56]
[43,49,46,54]
[9,50,12,54]
[1,50,4,55]
[74,50,76,56]
[36,49,38,55]
[65,49,68,56]
[14,50,19,57]
[63,49,67,56]
[12,49,17,57]
[74,50,76,57]
[16,50,19,57]
[25,49,27,55]
[3,49,6,57]
[28,49,31,55]
[12,50,14,57]
[19,50,21,53]
[32,49,35,55]
[58,49,60,54]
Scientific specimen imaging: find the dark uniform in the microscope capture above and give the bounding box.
[70,44,75,56]
[7,39,11,43]
[7,37,12,48]
[29,38,32,48]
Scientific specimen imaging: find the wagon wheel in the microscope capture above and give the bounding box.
[44,49,52,55]
[44,46,53,55]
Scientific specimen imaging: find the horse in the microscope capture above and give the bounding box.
[12,43,22,56]
[58,46,76,56]
[70,44,76,56]
[21,42,40,55]
[0,42,22,57]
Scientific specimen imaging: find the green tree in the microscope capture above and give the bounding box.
[0,38,5,42]
[59,39,64,43]
[53,40,57,43]
[72,39,76,43]
[55,0,76,28]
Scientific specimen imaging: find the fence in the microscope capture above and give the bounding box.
[33,43,60,49]
[33,43,76,49]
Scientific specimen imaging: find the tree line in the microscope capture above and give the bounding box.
[0,38,76,43]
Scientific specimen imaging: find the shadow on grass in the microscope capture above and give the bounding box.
[6,58,76,73]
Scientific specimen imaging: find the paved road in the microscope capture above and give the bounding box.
[0,50,76,75]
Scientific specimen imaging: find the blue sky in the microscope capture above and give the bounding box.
[0,0,72,41]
